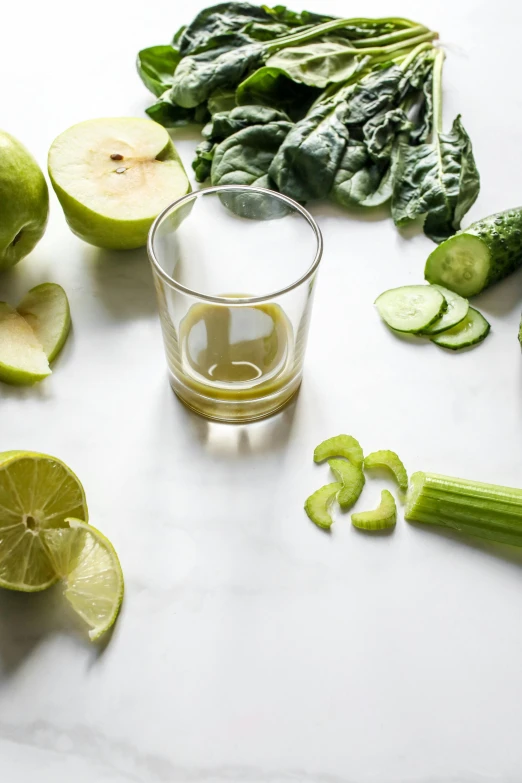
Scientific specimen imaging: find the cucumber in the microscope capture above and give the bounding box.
[328,458,365,510]
[425,207,522,297]
[420,285,469,335]
[351,489,397,531]
[304,482,342,530]
[375,285,446,333]
[430,307,490,350]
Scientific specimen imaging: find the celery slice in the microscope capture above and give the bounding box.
[304,482,342,530]
[352,489,397,531]
[314,435,364,468]
[364,450,408,492]
[405,472,522,547]
[328,458,365,509]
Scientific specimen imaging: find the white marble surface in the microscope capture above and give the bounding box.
[1,1,522,780]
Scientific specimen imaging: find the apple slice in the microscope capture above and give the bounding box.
[0,302,51,385]
[48,117,191,250]
[17,283,71,362]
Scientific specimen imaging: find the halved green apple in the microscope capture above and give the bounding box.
[17,283,71,362]
[0,302,51,385]
[48,117,191,250]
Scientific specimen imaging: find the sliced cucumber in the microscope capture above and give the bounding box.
[375,285,446,333]
[328,458,365,510]
[430,307,490,350]
[304,482,342,530]
[364,450,408,492]
[420,285,469,335]
[351,489,397,531]
[425,207,522,297]
[314,435,364,468]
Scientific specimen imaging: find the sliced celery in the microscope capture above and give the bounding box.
[364,450,408,491]
[352,489,397,531]
[314,434,364,468]
[304,482,342,530]
[328,458,365,509]
[405,472,522,547]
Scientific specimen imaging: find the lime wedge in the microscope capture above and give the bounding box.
[0,451,88,591]
[43,519,124,641]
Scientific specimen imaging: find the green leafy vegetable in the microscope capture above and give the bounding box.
[137,4,478,237]
[137,46,181,97]
[391,51,480,243]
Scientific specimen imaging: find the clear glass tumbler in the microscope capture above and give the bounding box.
[148,185,322,423]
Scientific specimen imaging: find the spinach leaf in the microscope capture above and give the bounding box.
[211,120,293,188]
[170,45,264,108]
[363,108,411,162]
[265,41,367,88]
[208,89,237,115]
[205,105,292,140]
[268,100,350,200]
[193,140,216,181]
[391,115,480,243]
[195,105,292,183]
[145,95,209,126]
[177,2,292,56]
[261,5,335,27]
[341,64,404,126]
[236,66,320,119]
[137,46,181,97]
[332,140,393,208]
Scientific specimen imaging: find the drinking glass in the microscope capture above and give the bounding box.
[148,185,322,423]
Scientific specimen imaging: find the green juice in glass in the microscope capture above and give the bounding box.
[172,298,299,419]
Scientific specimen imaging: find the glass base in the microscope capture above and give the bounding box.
[169,371,302,423]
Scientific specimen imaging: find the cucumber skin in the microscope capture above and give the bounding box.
[427,207,522,294]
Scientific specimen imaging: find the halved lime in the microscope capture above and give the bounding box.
[43,519,124,641]
[0,451,88,591]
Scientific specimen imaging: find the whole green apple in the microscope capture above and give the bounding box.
[0,131,49,271]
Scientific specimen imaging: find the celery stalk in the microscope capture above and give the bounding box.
[405,472,522,547]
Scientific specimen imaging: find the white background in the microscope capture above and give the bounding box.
[1,1,522,781]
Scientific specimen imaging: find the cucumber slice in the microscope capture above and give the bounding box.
[364,450,408,492]
[328,459,365,510]
[425,207,522,297]
[314,435,363,468]
[304,482,342,530]
[430,307,490,350]
[351,490,397,531]
[375,285,446,333]
[420,285,469,335]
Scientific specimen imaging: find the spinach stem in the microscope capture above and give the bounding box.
[400,41,434,72]
[432,48,446,134]
[351,24,431,49]
[264,17,432,53]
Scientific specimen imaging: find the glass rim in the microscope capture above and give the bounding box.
[147,184,323,305]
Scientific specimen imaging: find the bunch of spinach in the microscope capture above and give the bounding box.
[137,3,480,241]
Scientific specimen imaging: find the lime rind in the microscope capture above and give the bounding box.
[43,518,124,641]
